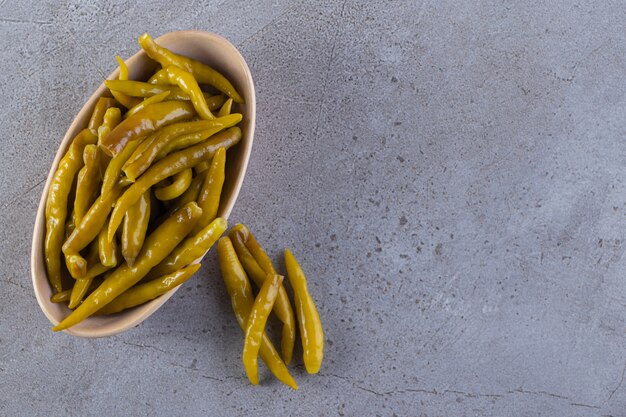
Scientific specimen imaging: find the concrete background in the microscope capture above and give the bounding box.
[0,0,625,416]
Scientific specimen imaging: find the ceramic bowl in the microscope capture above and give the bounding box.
[31,30,255,337]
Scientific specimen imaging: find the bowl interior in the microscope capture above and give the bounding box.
[31,31,255,337]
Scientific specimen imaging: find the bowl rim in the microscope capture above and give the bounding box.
[30,30,255,338]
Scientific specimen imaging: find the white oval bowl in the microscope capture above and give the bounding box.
[31,30,255,337]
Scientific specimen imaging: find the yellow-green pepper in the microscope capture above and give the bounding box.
[50,289,71,304]
[138,33,244,103]
[88,98,118,135]
[97,107,122,148]
[145,217,226,280]
[217,237,297,389]
[105,80,226,106]
[217,98,234,117]
[229,224,296,365]
[285,249,324,374]
[164,65,215,120]
[193,147,225,233]
[123,91,170,120]
[147,68,168,85]
[96,263,201,315]
[168,170,206,213]
[73,144,102,224]
[69,243,112,309]
[121,190,151,266]
[243,273,284,385]
[52,202,202,331]
[98,217,119,267]
[101,138,142,196]
[110,56,141,109]
[45,129,97,291]
[122,114,242,181]
[62,185,123,278]
[100,100,196,157]
[108,127,242,241]
[154,168,193,201]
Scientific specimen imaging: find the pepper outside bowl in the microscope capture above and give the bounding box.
[31,31,256,337]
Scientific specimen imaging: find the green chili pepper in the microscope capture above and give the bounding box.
[69,281,87,308]
[62,185,123,277]
[69,267,110,309]
[229,225,296,365]
[123,91,170,120]
[138,33,244,103]
[145,217,226,281]
[63,252,88,280]
[168,170,206,213]
[243,273,284,385]
[108,127,242,241]
[105,80,226,107]
[69,243,111,309]
[122,114,242,181]
[164,65,215,120]
[116,56,128,79]
[96,264,201,315]
[193,147,225,233]
[232,225,276,276]
[100,100,196,157]
[194,161,210,174]
[88,98,118,135]
[65,210,77,238]
[285,249,324,373]
[52,202,202,331]
[147,68,168,85]
[157,119,240,157]
[50,289,71,304]
[101,139,142,196]
[73,144,102,224]
[217,237,297,390]
[123,132,159,171]
[156,128,224,160]
[154,168,193,201]
[110,56,141,109]
[217,98,233,117]
[98,216,119,267]
[97,107,122,148]
[45,129,97,291]
[229,231,265,282]
[118,177,134,187]
[121,190,151,266]
[96,107,122,180]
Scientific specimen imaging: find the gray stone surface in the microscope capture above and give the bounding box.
[0,0,625,415]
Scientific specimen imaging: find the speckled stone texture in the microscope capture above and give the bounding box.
[1,1,625,416]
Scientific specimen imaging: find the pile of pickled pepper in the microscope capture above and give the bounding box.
[218,225,324,389]
[44,33,325,389]
[45,33,239,330]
